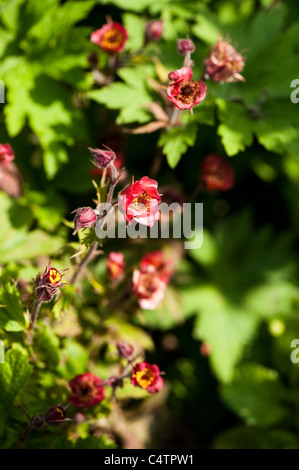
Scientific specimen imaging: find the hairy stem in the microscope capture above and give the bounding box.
[29,299,43,331]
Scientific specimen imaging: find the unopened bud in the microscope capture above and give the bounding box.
[72,207,98,235]
[145,20,163,41]
[116,341,134,359]
[177,38,195,55]
[89,146,116,169]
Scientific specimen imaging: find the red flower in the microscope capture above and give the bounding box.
[140,250,173,284]
[131,362,163,394]
[145,20,163,41]
[167,67,207,113]
[119,176,161,227]
[91,22,128,54]
[0,144,14,168]
[132,269,166,310]
[68,373,105,408]
[72,207,98,235]
[107,252,125,280]
[200,154,235,191]
[204,37,245,83]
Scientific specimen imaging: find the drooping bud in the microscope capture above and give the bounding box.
[145,20,163,41]
[116,341,134,359]
[30,415,45,430]
[89,146,116,169]
[72,207,98,235]
[177,38,195,55]
[36,285,56,303]
[44,404,68,426]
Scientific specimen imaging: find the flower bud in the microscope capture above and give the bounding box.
[116,341,134,359]
[89,146,116,169]
[177,38,195,55]
[145,20,163,41]
[44,404,67,426]
[72,207,98,235]
[30,415,45,430]
[36,285,56,303]
[107,252,125,281]
[200,154,235,191]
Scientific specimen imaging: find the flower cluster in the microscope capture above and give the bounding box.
[133,250,173,310]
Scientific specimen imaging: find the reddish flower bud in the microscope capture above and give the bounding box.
[72,207,98,235]
[68,373,105,408]
[200,154,235,191]
[200,342,212,357]
[204,37,245,83]
[107,252,125,281]
[89,146,116,169]
[36,285,56,303]
[145,20,163,41]
[140,250,173,284]
[91,22,128,54]
[167,67,207,113]
[131,361,163,394]
[132,269,166,310]
[44,404,68,426]
[0,144,14,169]
[116,341,134,359]
[105,375,123,387]
[177,38,195,55]
[119,176,161,227]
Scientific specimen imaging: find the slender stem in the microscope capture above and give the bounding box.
[70,241,99,285]
[169,107,181,127]
[29,299,42,331]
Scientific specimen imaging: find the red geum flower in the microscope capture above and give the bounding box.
[0,144,14,169]
[200,154,235,191]
[177,38,195,55]
[167,67,207,113]
[68,373,105,408]
[107,252,125,280]
[91,22,128,54]
[140,250,173,284]
[145,20,163,41]
[131,361,163,394]
[72,207,98,235]
[132,269,166,310]
[35,263,65,302]
[119,176,161,227]
[204,37,245,83]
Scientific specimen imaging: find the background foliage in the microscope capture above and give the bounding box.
[1,0,299,449]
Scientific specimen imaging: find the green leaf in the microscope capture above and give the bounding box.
[221,363,288,427]
[35,325,61,367]
[56,339,89,379]
[123,13,145,52]
[216,98,254,156]
[0,344,33,406]
[158,122,198,168]
[139,287,184,330]
[0,280,28,332]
